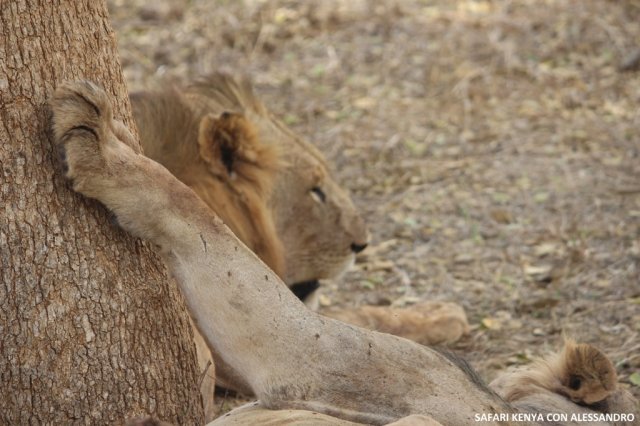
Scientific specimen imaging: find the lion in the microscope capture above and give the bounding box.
[130,75,469,416]
[50,81,639,425]
[130,73,370,292]
[490,339,619,406]
[130,73,468,330]
[206,339,638,425]
[130,88,286,278]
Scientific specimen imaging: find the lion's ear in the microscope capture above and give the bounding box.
[197,112,259,177]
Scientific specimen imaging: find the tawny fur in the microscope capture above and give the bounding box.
[131,90,284,277]
[493,339,618,405]
[131,75,469,349]
[132,73,369,285]
[50,81,513,425]
[324,301,469,346]
[196,112,284,277]
[50,81,639,426]
[131,80,376,413]
[129,75,468,416]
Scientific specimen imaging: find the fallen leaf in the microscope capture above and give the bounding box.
[403,138,427,156]
[481,317,502,330]
[524,264,553,276]
[353,96,377,110]
[521,297,560,311]
[508,352,532,364]
[602,156,623,166]
[534,242,559,257]
[490,209,512,224]
[491,192,511,203]
[367,260,395,271]
[361,280,376,290]
[454,253,475,265]
[318,294,332,307]
[534,192,550,203]
[594,279,611,288]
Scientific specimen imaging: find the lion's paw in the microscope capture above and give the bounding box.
[50,81,136,199]
[404,301,470,345]
[323,301,470,346]
[50,81,203,247]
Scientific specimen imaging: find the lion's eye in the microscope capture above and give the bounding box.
[310,186,326,203]
[568,375,582,390]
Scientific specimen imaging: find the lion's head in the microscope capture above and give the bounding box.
[257,113,370,290]
[490,339,621,407]
[131,73,369,298]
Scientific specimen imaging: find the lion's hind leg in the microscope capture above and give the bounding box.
[323,301,469,346]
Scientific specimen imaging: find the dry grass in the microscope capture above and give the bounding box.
[109,0,640,413]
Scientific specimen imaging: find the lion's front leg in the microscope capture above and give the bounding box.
[51,81,138,199]
[50,80,308,405]
[50,81,209,251]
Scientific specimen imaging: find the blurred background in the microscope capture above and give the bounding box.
[108,0,640,404]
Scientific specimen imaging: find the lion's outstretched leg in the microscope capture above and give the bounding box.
[51,82,518,425]
[51,81,197,249]
[323,301,470,346]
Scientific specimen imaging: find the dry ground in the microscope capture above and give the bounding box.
[108,0,640,415]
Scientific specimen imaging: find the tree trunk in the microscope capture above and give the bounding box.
[0,1,203,424]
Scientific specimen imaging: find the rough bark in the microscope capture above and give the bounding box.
[0,1,203,424]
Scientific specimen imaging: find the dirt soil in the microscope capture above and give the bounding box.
[108,0,640,415]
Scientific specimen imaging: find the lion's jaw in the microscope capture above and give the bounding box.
[267,146,369,288]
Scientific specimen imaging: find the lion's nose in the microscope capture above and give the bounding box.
[350,242,368,254]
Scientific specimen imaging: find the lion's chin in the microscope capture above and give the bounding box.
[289,254,356,303]
[290,280,320,302]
